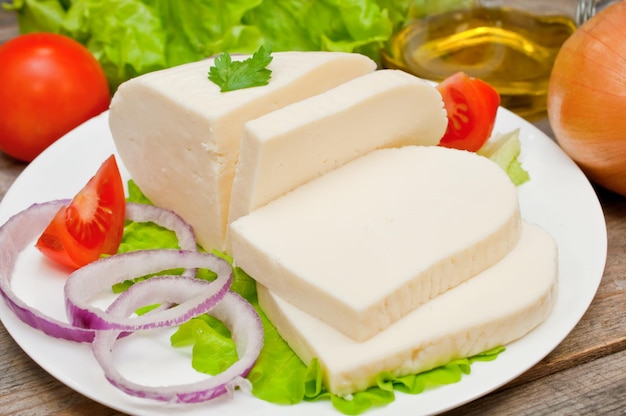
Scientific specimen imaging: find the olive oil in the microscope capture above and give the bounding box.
[382,7,577,119]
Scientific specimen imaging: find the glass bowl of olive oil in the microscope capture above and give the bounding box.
[382,3,578,119]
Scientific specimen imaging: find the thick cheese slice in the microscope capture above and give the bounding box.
[257,222,559,395]
[109,52,376,251]
[227,69,447,226]
[230,146,522,342]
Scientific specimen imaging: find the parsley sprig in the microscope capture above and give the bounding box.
[208,45,273,92]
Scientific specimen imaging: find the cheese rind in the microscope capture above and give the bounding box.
[230,146,522,341]
[257,222,558,395]
[228,69,447,226]
[109,52,376,251]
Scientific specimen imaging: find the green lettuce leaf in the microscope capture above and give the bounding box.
[246,305,308,404]
[127,179,153,205]
[318,346,504,414]
[145,0,264,67]
[175,259,311,405]
[171,314,239,375]
[63,0,167,92]
[5,0,414,91]
[478,129,531,186]
[243,0,393,55]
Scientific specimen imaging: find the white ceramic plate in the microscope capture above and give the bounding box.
[0,109,607,416]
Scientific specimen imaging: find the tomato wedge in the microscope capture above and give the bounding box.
[36,155,126,270]
[436,72,500,152]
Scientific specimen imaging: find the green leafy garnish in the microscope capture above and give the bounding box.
[171,315,239,375]
[208,45,273,92]
[126,179,153,205]
[319,346,504,415]
[478,129,531,186]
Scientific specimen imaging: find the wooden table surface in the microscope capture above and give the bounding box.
[1,8,625,416]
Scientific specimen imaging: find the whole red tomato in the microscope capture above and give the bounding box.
[0,33,110,162]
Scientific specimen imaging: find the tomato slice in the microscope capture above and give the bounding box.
[36,155,126,270]
[436,72,500,152]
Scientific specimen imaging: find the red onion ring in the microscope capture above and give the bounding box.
[0,200,95,342]
[65,248,232,332]
[92,277,264,403]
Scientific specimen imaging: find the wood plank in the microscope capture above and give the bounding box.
[0,7,18,45]
[443,342,626,415]
[0,152,26,200]
[0,323,120,416]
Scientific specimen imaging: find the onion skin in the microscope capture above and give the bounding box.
[547,1,626,197]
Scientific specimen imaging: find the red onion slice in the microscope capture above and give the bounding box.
[93,277,264,403]
[65,249,232,331]
[0,200,95,342]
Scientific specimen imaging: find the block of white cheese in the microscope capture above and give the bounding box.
[257,222,558,395]
[230,146,522,342]
[109,52,376,251]
[227,69,447,227]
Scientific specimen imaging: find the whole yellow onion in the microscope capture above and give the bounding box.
[548,1,626,196]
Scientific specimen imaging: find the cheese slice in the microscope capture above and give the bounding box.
[109,52,376,251]
[230,146,522,341]
[257,222,558,395]
[227,69,447,227]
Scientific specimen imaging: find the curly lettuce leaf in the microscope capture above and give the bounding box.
[243,0,393,56]
[319,346,503,414]
[478,129,531,186]
[246,306,309,404]
[5,0,414,91]
[63,0,167,91]
[145,0,264,66]
[127,179,153,205]
[171,314,239,375]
